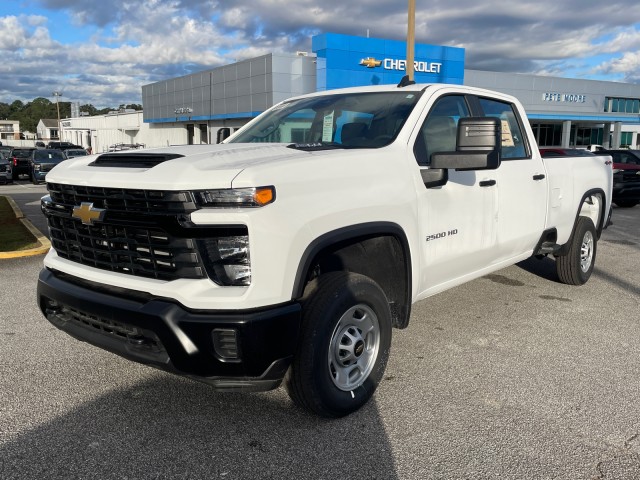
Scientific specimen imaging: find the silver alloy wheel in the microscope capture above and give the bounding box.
[328,304,380,391]
[580,230,594,272]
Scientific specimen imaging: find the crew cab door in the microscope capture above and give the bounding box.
[475,96,547,260]
[412,94,500,294]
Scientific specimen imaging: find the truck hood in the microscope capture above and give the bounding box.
[45,143,315,190]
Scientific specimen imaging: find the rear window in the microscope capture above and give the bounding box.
[12,149,34,158]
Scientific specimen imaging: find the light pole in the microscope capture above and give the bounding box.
[52,91,62,140]
[406,0,416,82]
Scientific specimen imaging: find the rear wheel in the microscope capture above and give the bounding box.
[285,272,392,418]
[556,217,597,285]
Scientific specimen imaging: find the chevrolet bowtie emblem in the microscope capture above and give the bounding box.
[359,57,382,68]
[72,202,106,226]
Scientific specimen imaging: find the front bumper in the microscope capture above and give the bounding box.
[37,268,302,391]
[33,171,47,182]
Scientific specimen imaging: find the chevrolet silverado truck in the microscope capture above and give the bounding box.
[37,83,613,417]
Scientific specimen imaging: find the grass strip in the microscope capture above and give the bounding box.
[0,196,40,252]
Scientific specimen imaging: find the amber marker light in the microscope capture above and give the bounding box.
[254,186,275,206]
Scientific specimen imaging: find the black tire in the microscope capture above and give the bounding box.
[614,200,638,208]
[285,272,392,418]
[556,217,597,285]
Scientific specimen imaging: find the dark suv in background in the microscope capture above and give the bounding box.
[29,149,67,184]
[46,141,82,150]
[9,147,36,180]
[601,149,640,208]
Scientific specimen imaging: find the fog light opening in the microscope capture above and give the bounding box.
[212,328,241,361]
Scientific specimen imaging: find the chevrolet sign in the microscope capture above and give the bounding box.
[359,57,442,73]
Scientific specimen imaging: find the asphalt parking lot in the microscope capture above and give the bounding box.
[1,181,639,479]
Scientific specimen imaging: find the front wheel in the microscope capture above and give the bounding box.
[556,217,597,285]
[285,272,392,418]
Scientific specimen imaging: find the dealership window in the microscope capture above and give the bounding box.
[621,132,633,147]
[569,126,604,147]
[199,124,208,144]
[604,97,640,113]
[291,128,311,143]
[532,123,562,147]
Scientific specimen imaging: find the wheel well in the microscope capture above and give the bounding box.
[554,190,607,257]
[579,192,603,234]
[294,230,412,329]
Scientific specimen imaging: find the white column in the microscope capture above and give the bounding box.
[611,122,622,148]
[561,121,572,147]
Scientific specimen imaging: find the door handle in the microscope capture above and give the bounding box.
[479,180,496,187]
[533,174,546,181]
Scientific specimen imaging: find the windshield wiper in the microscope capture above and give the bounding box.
[287,142,345,151]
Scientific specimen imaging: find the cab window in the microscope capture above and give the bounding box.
[414,95,470,166]
[477,97,529,160]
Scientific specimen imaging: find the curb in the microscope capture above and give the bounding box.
[0,196,51,259]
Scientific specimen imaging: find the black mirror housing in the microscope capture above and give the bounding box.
[431,117,501,171]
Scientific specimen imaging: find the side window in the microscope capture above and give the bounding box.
[477,97,529,160]
[618,153,639,165]
[414,95,470,166]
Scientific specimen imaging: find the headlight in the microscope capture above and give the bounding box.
[193,186,275,208]
[198,234,251,286]
[34,164,41,171]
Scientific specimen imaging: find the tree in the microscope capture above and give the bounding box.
[0,96,141,133]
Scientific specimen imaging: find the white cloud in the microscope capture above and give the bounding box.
[0,1,639,107]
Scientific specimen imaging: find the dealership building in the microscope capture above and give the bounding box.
[60,33,640,152]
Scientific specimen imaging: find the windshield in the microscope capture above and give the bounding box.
[229,91,422,149]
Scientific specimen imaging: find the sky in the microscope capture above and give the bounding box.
[1,0,640,109]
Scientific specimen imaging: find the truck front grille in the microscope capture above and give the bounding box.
[48,215,205,280]
[44,184,249,284]
[44,184,206,281]
[47,182,197,214]
[61,304,163,352]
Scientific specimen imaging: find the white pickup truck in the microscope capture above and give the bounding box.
[38,83,613,417]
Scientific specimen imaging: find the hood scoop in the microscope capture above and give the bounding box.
[89,153,184,168]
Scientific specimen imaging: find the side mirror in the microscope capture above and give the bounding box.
[431,117,501,171]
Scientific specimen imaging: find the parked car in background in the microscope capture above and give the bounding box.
[29,149,67,184]
[0,152,12,184]
[540,148,596,158]
[586,144,605,152]
[35,141,46,148]
[0,145,13,157]
[9,147,36,180]
[63,148,88,158]
[600,149,640,208]
[46,141,83,150]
